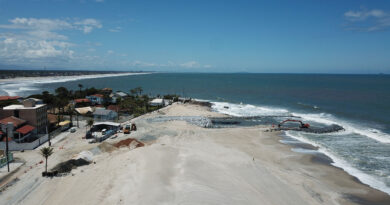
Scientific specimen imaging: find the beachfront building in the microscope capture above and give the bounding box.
[86,94,104,105]
[110,91,128,104]
[93,108,118,121]
[1,99,48,134]
[149,98,165,107]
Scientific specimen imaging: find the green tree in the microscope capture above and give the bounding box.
[87,118,94,130]
[78,84,83,93]
[40,147,54,173]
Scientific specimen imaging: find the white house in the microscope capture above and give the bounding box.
[149,98,165,106]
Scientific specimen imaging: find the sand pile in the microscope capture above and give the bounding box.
[148,116,213,127]
[114,138,144,149]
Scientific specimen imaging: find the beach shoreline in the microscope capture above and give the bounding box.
[0,103,389,205]
[0,72,149,84]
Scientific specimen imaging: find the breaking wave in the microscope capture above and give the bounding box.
[211,101,390,195]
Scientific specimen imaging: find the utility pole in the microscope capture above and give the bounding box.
[46,126,51,146]
[1,123,13,172]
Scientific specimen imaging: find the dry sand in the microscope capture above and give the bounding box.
[0,103,389,205]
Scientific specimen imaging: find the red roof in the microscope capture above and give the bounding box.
[0,96,21,101]
[0,116,26,127]
[92,94,104,98]
[16,125,35,135]
[107,105,119,111]
[74,98,90,103]
[2,137,12,142]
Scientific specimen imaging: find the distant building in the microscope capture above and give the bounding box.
[110,91,128,104]
[73,98,91,107]
[93,108,118,121]
[149,98,165,106]
[107,105,120,112]
[1,99,48,134]
[101,88,113,95]
[114,91,128,98]
[0,96,23,109]
[86,94,104,105]
[0,96,22,102]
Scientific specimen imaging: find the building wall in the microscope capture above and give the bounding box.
[19,105,48,134]
[0,109,13,119]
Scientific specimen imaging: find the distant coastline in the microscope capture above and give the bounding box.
[0,71,151,96]
[0,70,150,79]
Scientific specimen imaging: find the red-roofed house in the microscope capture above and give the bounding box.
[73,98,91,107]
[0,96,22,101]
[14,124,36,142]
[74,98,90,103]
[0,116,26,128]
[16,125,35,135]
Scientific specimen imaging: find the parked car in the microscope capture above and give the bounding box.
[70,127,77,133]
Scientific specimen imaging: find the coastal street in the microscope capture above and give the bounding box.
[1,103,389,205]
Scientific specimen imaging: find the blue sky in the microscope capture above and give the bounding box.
[0,0,389,73]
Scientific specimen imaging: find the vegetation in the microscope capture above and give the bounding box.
[40,147,54,173]
[87,118,94,129]
[26,86,177,121]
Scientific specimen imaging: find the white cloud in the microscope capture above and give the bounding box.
[0,17,103,67]
[180,61,200,68]
[74,18,103,34]
[131,61,156,67]
[107,50,114,54]
[122,60,212,69]
[344,9,390,31]
[345,9,386,21]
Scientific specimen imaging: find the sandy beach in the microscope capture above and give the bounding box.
[0,103,389,205]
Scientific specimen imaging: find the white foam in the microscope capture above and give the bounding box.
[212,101,390,144]
[285,131,390,195]
[292,112,390,143]
[211,102,289,117]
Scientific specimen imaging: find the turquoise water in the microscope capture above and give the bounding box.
[1,73,390,194]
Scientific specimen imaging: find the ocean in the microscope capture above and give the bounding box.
[1,72,390,194]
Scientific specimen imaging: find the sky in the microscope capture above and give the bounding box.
[0,0,389,73]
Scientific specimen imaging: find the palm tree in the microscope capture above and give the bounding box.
[40,147,54,173]
[78,84,83,93]
[87,118,94,131]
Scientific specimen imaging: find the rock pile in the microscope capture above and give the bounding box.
[148,116,213,128]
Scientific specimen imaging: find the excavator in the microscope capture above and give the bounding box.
[278,119,310,129]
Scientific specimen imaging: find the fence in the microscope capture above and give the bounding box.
[0,153,13,168]
[0,134,49,151]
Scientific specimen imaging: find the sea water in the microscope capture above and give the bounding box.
[1,73,389,194]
